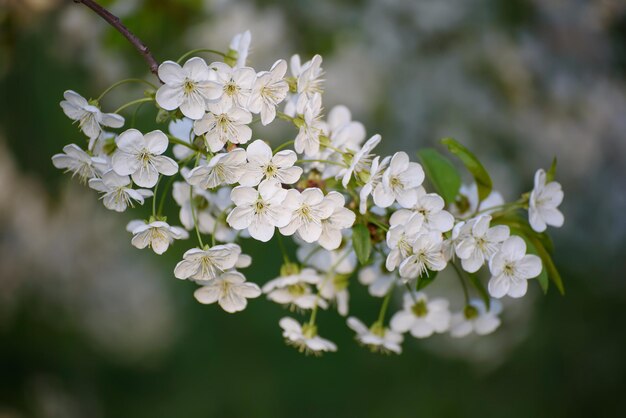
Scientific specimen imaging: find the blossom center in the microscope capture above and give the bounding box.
[183,79,196,94]
[225,82,239,96]
[411,300,429,317]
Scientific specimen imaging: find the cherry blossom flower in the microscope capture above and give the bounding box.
[373,151,424,208]
[206,62,256,109]
[262,266,327,310]
[60,90,124,141]
[386,211,424,271]
[111,129,178,188]
[280,188,334,243]
[193,101,252,152]
[296,54,324,109]
[168,117,195,160]
[248,60,289,125]
[450,182,504,218]
[294,93,326,156]
[194,271,261,313]
[126,219,188,255]
[390,292,451,338]
[52,143,107,183]
[155,58,217,120]
[395,186,454,232]
[450,299,502,338]
[529,168,564,232]
[455,215,510,273]
[228,30,251,68]
[88,170,152,212]
[227,179,291,242]
[279,317,336,355]
[488,236,542,298]
[340,134,381,187]
[359,155,390,214]
[186,149,247,189]
[240,140,302,187]
[347,317,403,354]
[398,232,447,280]
[174,244,242,282]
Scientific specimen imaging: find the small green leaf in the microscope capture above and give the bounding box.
[352,223,372,265]
[416,270,438,290]
[528,235,565,295]
[417,148,462,205]
[441,137,493,202]
[546,157,557,182]
[467,273,491,311]
[495,213,554,254]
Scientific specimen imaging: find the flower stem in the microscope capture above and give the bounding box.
[276,234,290,264]
[177,48,226,64]
[376,287,394,325]
[114,97,154,114]
[451,262,470,303]
[97,78,156,101]
[297,159,347,167]
[273,140,295,153]
[152,175,161,217]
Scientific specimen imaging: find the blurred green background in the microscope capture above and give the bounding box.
[1,0,626,417]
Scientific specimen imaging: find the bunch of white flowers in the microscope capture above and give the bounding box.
[53,29,565,356]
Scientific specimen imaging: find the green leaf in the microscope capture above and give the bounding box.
[494,213,554,254]
[546,157,557,182]
[528,234,565,295]
[417,148,462,205]
[441,137,493,202]
[416,270,438,291]
[467,273,491,311]
[352,223,372,265]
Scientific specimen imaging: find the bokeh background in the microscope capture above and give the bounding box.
[1,0,625,417]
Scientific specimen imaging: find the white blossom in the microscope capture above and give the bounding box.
[194,271,261,313]
[88,170,152,212]
[347,317,403,354]
[373,152,424,208]
[390,292,451,338]
[262,266,327,310]
[60,90,124,141]
[398,232,447,280]
[227,179,291,242]
[488,236,542,298]
[359,155,389,214]
[279,317,336,355]
[111,129,178,188]
[455,215,510,273]
[240,140,302,187]
[294,93,326,156]
[228,30,251,68]
[296,54,324,110]
[186,149,246,189]
[126,219,188,255]
[385,211,424,271]
[174,244,242,282]
[280,188,334,243]
[529,168,564,232]
[396,186,454,232]
[450,182,504,218]
[155,58,217,120]
[450,299,502,338]
[193,101,252,152]
[248,60,289,125]
[171,181,217,233]
[52,143,107,183]
[340,134,381,187]
[206,62,256,110]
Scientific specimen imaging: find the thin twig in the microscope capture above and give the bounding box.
[73,0,161,80]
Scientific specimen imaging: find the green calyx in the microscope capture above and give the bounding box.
[280,262,301,277]
[411,300,429,317]
[464,305,479,320]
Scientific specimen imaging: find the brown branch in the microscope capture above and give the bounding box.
[72,0,161,80]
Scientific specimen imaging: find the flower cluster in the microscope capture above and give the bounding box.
[53,30,565,356]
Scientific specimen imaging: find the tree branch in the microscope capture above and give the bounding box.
[72,0,161,80]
